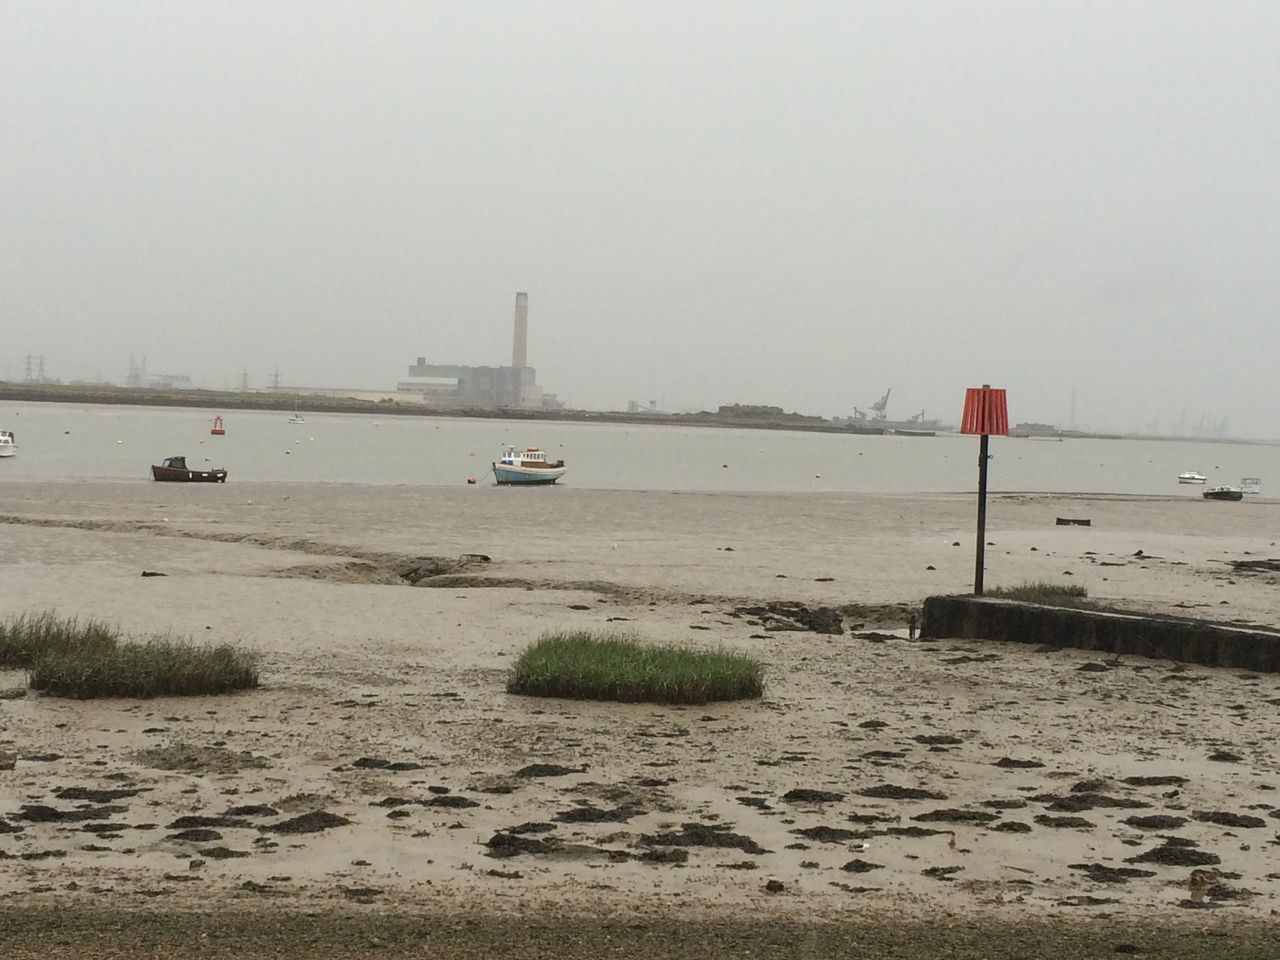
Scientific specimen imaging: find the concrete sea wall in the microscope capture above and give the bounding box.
[920,595,1280,672]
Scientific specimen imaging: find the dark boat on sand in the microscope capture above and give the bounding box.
[1202,485,1243,502]
[151,456,228,483]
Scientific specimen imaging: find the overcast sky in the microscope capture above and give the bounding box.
[2,2,1277,435]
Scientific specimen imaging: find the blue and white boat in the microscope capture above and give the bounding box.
[492,446,566,485]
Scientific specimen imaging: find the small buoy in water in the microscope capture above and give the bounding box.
[285,450,292,455]
[116,440,123,444]
[815,473,821,478]
[466,476,477,485]
[64,430,70,435]
[295,440,301,444]
[722,463,728,468]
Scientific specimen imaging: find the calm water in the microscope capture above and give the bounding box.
[0,401,1275,496]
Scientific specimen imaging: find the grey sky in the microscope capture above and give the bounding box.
[3,2,1277,435]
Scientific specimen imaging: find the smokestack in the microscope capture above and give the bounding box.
[512,292,528,368]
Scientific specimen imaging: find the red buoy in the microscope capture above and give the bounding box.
[210,416,226,436]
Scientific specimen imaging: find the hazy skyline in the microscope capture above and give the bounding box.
[3,2,1277,435]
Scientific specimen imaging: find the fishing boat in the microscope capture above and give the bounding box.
[492,446,566,485]
[1177,471,1207,484]
[0,430,15,458]
[1241,477,1262,495]
[1202,485,1243,502]
[288,413,306,424]
[151,456,228,483]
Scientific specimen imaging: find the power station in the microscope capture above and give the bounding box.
[398,293,561,409]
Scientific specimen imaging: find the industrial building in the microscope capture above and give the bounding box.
[398,293,561,409]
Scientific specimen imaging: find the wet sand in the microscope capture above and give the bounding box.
[2,483,1279,951]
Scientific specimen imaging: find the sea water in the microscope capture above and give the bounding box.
[0,401,1275,496]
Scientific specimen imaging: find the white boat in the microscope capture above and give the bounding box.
[492,446,566,485]
[288,414,306,424]
[1177,471,1206,484]
[0,430,15,458]
[1241,477,1262,495]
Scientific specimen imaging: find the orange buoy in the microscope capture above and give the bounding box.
[466,476,477,485]
[210,415,226,436]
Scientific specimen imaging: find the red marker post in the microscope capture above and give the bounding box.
[960,385,1009,595]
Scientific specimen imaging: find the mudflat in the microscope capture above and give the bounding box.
[1,483,1278,953]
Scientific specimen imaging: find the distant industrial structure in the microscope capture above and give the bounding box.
[833,388,943,433]
[627,399,667,414]
[125,355,193,390]
[398,293,561,409]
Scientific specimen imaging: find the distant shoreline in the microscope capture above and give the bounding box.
[0,382,1271,446]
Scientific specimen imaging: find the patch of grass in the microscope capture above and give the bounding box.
[986,581,1097,608]
[29,637,259,699]
[1,611,258,699]
[507,631,763,705]
[0,612,119,669]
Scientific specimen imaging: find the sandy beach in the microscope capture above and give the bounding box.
[2,482,1279,955]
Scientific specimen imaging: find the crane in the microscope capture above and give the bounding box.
[870,389,891,421]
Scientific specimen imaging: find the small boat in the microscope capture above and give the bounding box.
[288,414,306,424]
[151,456,228,483]
[1202,485,1243,502]
[0,430,15,458]
[1177,471,1207,484]
[492,446,566,485]
[1241,477,1262,495]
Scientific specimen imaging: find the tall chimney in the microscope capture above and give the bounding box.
[512,292,528,368]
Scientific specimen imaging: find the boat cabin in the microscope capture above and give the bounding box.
[499,446,553,466]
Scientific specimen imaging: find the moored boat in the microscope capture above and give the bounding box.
[0,430,15,458]
[151,456,228,483]
[1202,485,1243,502]
[1177,471,1207,484]
[492,446,566,485]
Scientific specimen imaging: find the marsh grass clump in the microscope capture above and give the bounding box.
[1,611,258,699]
[29,637,259,699]
[987,581,1095,608]
[0,612,119,669]
[507,631,763,705]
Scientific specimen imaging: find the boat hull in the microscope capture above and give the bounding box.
[1202,489,1243,502]
[152,465,228,483]
[0,448,14,459]
[492,464,566,485]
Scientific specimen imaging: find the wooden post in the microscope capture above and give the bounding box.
[974,431,989,595]
[960,383,1007,596]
